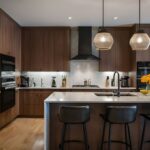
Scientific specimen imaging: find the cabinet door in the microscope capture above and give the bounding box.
[136,25,150,61]
[115,28,132,71]
[99,27,132,71]
[53,28,70,71]
[21,27,70,71]
[99,29,116,71]
[21,28,32,71]
[30,28,44,71]
[43,28,54,71]
[22,28,49,71]
[13,25,21,71]
[0,11,13,55]
[0,9,21,69]
[19,90,52,117]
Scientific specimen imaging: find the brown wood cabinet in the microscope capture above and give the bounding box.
[135,25,150,62]
[21,27,70,71]
[99,27,133,71]
[0,91,19,129]
[19,88,136,117]
[19,90,52,117]
[53,28,70,71]
[0,9,21,129]
[0,9,21,71]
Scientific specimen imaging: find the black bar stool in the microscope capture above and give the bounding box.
[140,114,150,150]
[100,105,137,150]
[58,105,90,150]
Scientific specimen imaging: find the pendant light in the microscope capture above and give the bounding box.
[93,0,114,50]
[130,0,150,50]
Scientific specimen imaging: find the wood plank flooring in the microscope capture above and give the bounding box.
[0,118,44,150]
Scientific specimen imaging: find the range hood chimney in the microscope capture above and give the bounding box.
[72,27,99,60]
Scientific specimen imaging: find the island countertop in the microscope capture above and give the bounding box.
[44,92,150,150]
[44,92,150,103]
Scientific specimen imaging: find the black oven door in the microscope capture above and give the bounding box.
[0,88,15,112]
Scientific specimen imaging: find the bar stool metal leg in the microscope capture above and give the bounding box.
[127,124,132,150]
[100,121,106,150]
[125,124,128,150]
[83,123,89,150]
[60,124,67,150]
[140,118,146,150]
[108,123,112,150]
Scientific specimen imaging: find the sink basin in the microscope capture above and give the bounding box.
[95,93,113,96]
[95,92,137,96]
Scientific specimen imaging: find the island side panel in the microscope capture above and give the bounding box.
[49,103,150,150]
[44,102,51,150]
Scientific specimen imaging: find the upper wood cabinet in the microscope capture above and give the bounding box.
[0,9,21,71]
[99,27,134,72]
[53,28,70,71]
[135,25,150,62]
[21,27,71,71]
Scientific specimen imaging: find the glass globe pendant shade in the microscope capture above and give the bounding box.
[130,31,150,50]
[93,31,114,50]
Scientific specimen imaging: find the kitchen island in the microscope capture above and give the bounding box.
[44,92,150,150]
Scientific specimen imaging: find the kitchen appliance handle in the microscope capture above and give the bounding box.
[1,87,16,90]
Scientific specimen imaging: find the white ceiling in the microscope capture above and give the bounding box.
[0,0,150,27]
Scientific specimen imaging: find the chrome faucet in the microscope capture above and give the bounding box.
[112,71,121,97]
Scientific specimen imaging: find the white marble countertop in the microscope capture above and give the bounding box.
[44,92,150,103]
[17,87,136,90]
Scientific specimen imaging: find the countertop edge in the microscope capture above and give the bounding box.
[44,92,150,103]
[16,87,136,90]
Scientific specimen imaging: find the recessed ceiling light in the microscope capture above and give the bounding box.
[68,17,72,20]
[113,17,118,20]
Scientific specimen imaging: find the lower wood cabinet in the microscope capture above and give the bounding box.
[19,88,136,117]
[0,91,19,129]
[19,90,52,117]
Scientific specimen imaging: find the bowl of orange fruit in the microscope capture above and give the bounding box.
[140,89,150,95]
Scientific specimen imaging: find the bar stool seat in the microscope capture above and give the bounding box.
[140,114,150,150]
[58,105,90,150]
[100,105,137,150]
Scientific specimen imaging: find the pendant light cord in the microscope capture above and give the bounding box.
[102,0,104,29]
[139,0,141,30]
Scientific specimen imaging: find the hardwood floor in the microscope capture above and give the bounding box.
[0,118,44,150]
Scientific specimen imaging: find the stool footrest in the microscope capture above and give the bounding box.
[64,140,85,143]
[59,140,89,149]
[144,140,150,143]
[103,140,131,147]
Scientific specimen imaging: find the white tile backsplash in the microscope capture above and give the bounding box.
[22,72,69,87]
[21,60,134,88]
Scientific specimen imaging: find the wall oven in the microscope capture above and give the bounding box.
[0,54,16,113]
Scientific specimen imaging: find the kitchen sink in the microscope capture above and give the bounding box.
[95,92,137,96]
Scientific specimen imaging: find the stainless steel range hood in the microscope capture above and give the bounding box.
[71,27,99,60]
